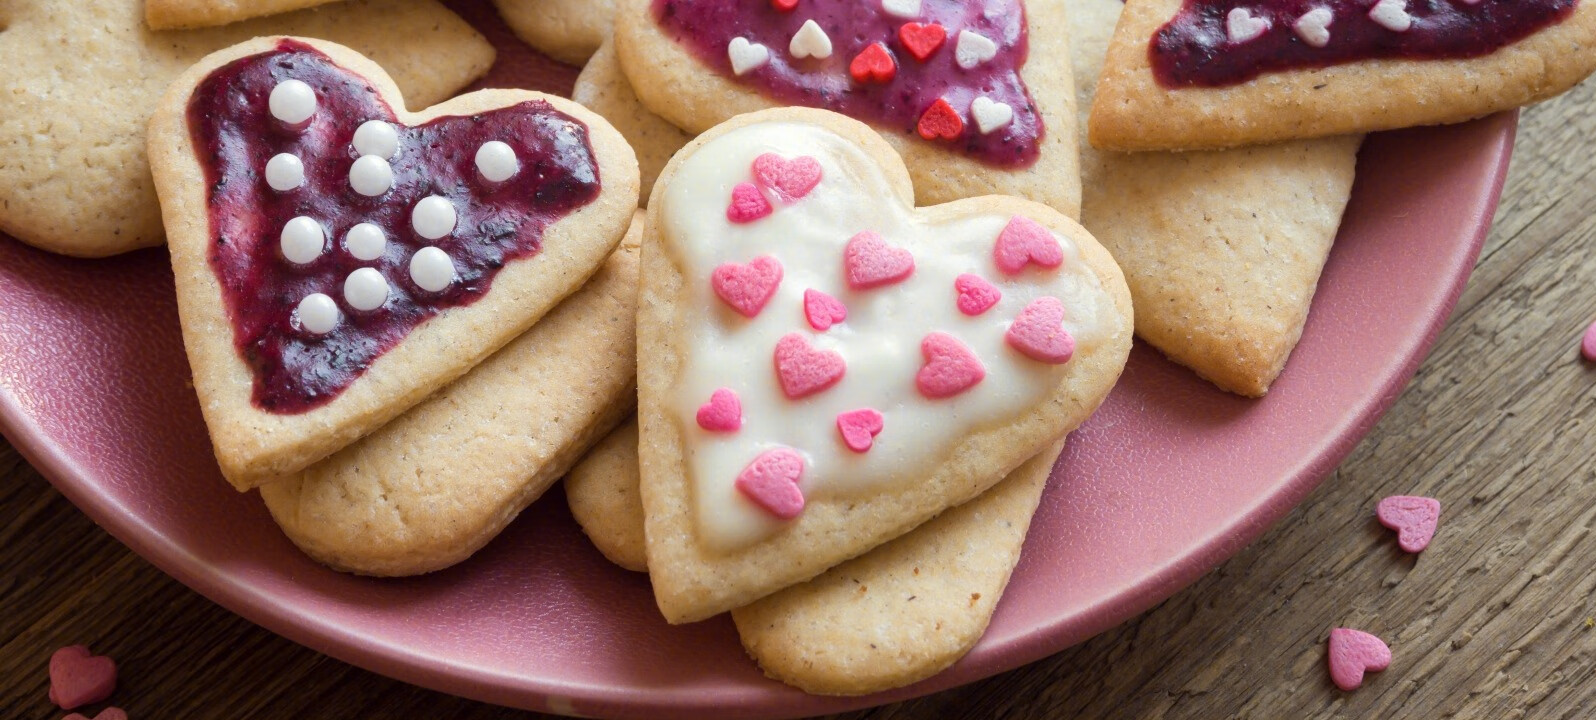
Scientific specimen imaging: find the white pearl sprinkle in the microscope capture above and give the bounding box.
[345,222,386,261]
[411,195,457,240]
[352,120,399,159]
[264,153,304,192]
[343,267,389,312]
[955,30,999,69]
[475,141,519,183]
[349,155,393,197]
[295,293,339,335]
[279,216,324,265]
[409,246,456,292]
[789,19,833,60]
[269,79,316,125]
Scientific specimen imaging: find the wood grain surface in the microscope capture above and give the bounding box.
[3,82,1594,720]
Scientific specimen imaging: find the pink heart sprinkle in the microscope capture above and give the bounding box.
[735,448,806,519]
[1376,495,1440,553]
[954,273,1001,316]
[65,709,128,720]
[1328,628,1391,691]
[695,388,743,432]
[844,231,915,290]
[49,645,116,710]
[727,182,773,224]
[916,332,985,399]
[836,408,884,453]
[803,288,848,331]
[711,256,783,318]
[1582,320,1596,362]
[1006,296,1075,364]
[993,216,1064,275]
[752,153,823,202]
[774,333,846,399]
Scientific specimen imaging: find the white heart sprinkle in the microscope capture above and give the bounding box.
[409,246,456,293]
[954,30,998,69]
[789,19,833,60]
[728,37,771,75]
[295,293,339,335]
[881,0,920,19]
[970,97,1014,134]
[1293,7,1334,48]
[1369,0,1412,32]
[343,267,390,312]
[1226,8,1270,44]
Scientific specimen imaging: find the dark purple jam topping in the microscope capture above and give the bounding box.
[187,39,601,414]
[653,0,1043,168]
[1151,0,1578,88]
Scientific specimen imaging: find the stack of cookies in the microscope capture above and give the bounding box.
[6,0,1590,699]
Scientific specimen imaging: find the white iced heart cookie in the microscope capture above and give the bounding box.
[1226,8,1270,44]
[636,108,1133,622]
[727,37,772,75]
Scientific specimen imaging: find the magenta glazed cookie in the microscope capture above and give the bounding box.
[149,36,639,490]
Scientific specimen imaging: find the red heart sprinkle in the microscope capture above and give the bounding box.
[844,231,915,290]
[993,216,1064,274]
[898,22,947,61]
[803,288,848,331]
[1328,628,1391,691]
[916,332,985,398]
[849,42,897,84]
[696,388,743,432]
[752,153,823,203]
[1582,320,1596,362]
[917,98,964,141]
[711,256,783,318]
[727,182,774,223]
[65,709,128,720]
[49,646,116,710]
[774,333,846,399]
[954,273,1001,315]
[771,0,798,11]
[836,408,885,452]
[1376,495,1440,553]
[735,448,806,519]
[1006,296,1075,364]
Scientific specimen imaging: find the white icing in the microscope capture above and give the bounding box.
[352,120,399,159]
[728,37,771,75]
[1369,0,1412,32]
[345,222,386,261]
[349,155,393,197]
[789,19,833,60]
[475,140,519,183]
[343,267,389,311]
[1294,7,1334,48]
[970,96,1014,134]
[659,123,1111,550]
[409,246,455,292]
[881,0,921,19]
[1226,8,1270,44]
[268,79,316,125]
[411,195,456,240]
[295,293,339,335]
[279,216,324,265]
[264,153,305,192]
[954,30,999,69]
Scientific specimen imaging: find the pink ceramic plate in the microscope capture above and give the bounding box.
[0,3,1513,718]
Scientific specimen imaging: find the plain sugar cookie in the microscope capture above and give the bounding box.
[149,37,639,490]
[572,40,693,206]
[0,0,493,258]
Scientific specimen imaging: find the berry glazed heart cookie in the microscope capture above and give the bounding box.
[1089,0,1596,151]
[615,0,1083,218]
[148,37,640,490]
[636,108,1133,623]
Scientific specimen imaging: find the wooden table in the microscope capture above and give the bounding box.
[3,81,1593,719]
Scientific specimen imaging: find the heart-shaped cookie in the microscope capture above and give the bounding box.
[637,108,1132,622]
[149,37,639,489]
